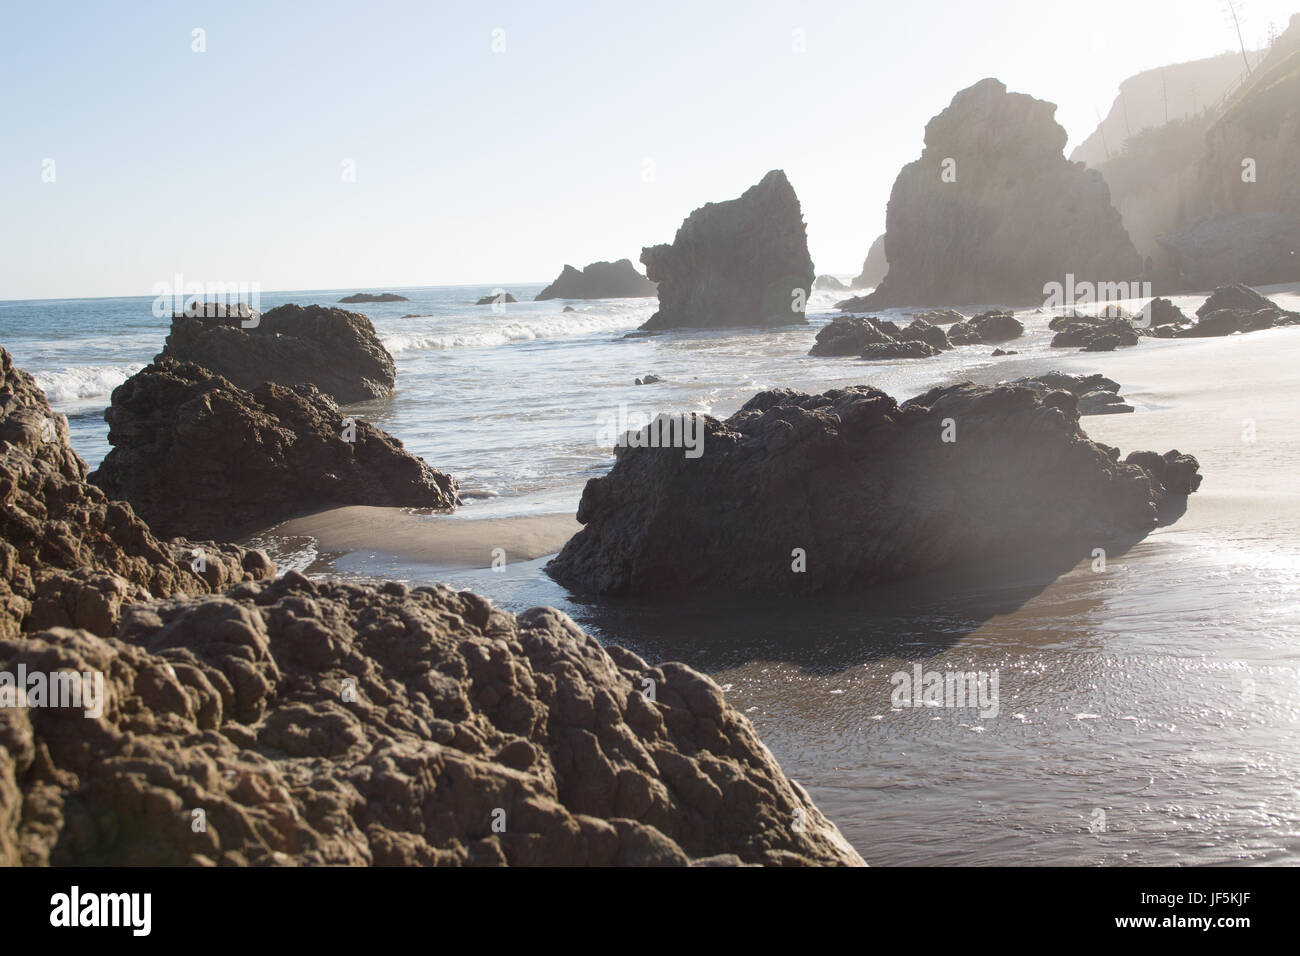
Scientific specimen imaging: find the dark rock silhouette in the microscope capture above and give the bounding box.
[536,260,656,300]
[861,340,941,360]
[158,304,395,405]
[947,311,1024,345]
[1007,372,1133,415]
[1050,317,1140,350]
[855,78,1140,309]
[639,170,814,331]
[476,292,518,305]
[1,578,863,866]
[809,316,949,359]
[90,361,458,540]
[850,234,887,289]
[547,382,1198,596]
[339,293,409,303]
[813,275,847,291]
[0,348,273,640]
[1159,284,1300,338]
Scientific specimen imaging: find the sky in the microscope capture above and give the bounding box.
[1,0,1295,301]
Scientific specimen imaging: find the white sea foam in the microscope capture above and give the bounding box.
[382,312,641,354]
[34,364,142,404]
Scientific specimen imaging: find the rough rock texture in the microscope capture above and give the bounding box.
[339,293,409,304]
[911,308,965,325]
[639,170,814,331]
[547,382,1199,596]
[1159,284,1300,338]
[856,78,1140,309]
[947,311,1024,346]
[1006,372,1133,415]
[0,577,863,866]
[1123,450,1203,496]
[850,234,887,289]
[535,260,656,300]
[1050,317,1140,351]
[0,348,273,641]
[1157,212,1300,289]
[476,293,518,305]
[90,361,459,541]
[159,304,395,405]
[809,317,949,359]
[860,340,940,361]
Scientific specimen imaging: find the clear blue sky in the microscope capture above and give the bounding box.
[1,0,1293,300]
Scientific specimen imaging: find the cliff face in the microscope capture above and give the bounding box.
[850,234,887,289]
[535,260,656,300]
[857,79,1140,310]
[639,170,814,331]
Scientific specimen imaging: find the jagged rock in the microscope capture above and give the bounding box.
[339,293,409,303]
[0,348,273,640]
[1123,450,1203,495]
[547,382,1197,596]
[809,317,894,356]
[0,578,864,866]
[90,361,458,540]
[562,306,576,312]
[1051,317,1140,350]
[535,260,656,300]
[1005,372,1132,416]
[850,234,887,289]
[639,170,814,331]
[860,340,941,360]
[1196,283,1281,316]
[891,317,951,350]
[813,275,848,291]
[1138,298,1192,333]
[158,304,395,405]
[855,78,1139,309]
[990,348,1018,356]
[476,293,518,305]
[635,375,663,386]
[947,311,1024,345]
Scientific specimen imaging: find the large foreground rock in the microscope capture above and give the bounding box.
[0,577,863,866]
[158,304,396,405]
[639,170,814,331]
[90,360,459,541]
[0,348,273,641]
[856,78,1140,309]
[536,260,657,300]
[547,383,1199,596]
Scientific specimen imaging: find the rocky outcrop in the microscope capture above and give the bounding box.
[0,576,864,866]
[639,170,814,331]
[158,304,395,405]
[1006,372,1133,415]
[0,348,273,641]
[946,311,1024,345]
[339,293,409,304]
[850,234,887,289]
[90,361,459,541]
[809,316,949,359]
[813,275,847,291]
[1156,212,1300,289]
[547,382,1199,596]
[856,78,1140,309]
[535,260,656,300]
[476,293,518,305]
[1050,316,1140,351]
[1155,284,1300,338]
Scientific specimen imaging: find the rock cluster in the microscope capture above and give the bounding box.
[547,382,1199,596]
[0,347,273,641]
[946,310,1024,345]
[158,304,396,405]
[809,316,950,359]
[1049,316,1141,351]
[639,170,815,331]
[853,78,1140,309]
[89,361,459,541]
[1005,372,1133,415]
[536,260,656,300]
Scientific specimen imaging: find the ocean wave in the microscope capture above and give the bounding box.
[34,363,142,404]
[382,312,643,354]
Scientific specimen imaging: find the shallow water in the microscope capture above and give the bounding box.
[5,282,1299,865]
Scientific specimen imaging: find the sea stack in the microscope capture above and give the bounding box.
[158,303,396,405]
[638,170,814,331]
[535,260,657,299]
[852,78,1140,310]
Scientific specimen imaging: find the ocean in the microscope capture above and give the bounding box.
[3,282,1299,866]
